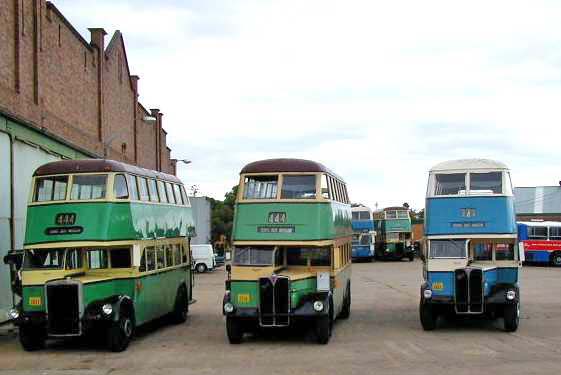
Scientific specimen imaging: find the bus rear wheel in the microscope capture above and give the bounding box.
[107,309,135,352]
[419,300,437,331]
[170,285,189,324]
[19,325,46,351]
[551,252,561,267]
[503,302,520,332]
[226,317,243,344]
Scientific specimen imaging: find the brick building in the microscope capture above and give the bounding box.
[0,0,178,318]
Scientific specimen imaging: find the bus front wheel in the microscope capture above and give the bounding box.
[503,302,520,332]
[339,284,351,320]
[419,300,437,331]
[107,308,135,352]
[19,325,46,351]
[226,317,243,344]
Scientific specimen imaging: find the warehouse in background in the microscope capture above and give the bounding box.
[0,1,179,321]
[514,186,561,222]
[189,196,211,245]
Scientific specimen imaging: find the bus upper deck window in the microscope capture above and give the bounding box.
[180,186,190,206]
[397,211,409,219]
[139,177,149,201]
[281,175,316,199]
[244,175,278,199]
[129,176,140,200]
[470,172,502,194]
[321,174,330,199]
[173,184,183,205]
[166,182,177,204]
[359,211,370,220]
[114,174,129,199]
[34,176,68,202]
[148,179,159,202]
[71,174,107,200]
[434,173,466,196]
[386,211,397,219]
[157,180,169,203]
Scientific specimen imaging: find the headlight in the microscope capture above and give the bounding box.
[8,308,19,320]
[224,302,234,314]
[506,290,516,301]
[102,304,113,316]
[423,289,432,299]
[313,301,324,312]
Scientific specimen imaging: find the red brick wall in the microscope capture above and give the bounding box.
[0,0,175,173]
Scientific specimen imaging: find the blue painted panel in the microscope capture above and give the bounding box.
[483,269,497,296]
[525,250,550,263]
[425,196,516,235]
[352,245,372,258]
[517,224,528,241]
[427,271,454,297]
[352,220,375,231]
[497,267,518,283]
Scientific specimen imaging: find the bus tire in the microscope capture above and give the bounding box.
[107,308,135,352]
[408,253,414,262]
[503,302,520,332]
[315,315,331,344]
[19,325,46,351]
[551,252,561,267]
[226,317,243,344]
[170,285,189,324]
[339,283,351,320]
[196,263,207,273]
[419,300,437,331]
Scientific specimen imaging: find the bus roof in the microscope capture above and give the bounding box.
[33,159,182,184]
[430,159,508,172]
[352,205,372,212]
[383,206,409,211]
[240,158,342,180]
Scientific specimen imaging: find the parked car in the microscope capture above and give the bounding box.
[192,244,216,273]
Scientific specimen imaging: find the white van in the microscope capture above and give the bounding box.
[191,244,216,273]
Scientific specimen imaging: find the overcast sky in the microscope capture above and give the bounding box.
[56,0,561,210]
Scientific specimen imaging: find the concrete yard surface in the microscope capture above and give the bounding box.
[0,261,560,375]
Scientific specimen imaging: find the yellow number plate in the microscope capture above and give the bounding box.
[432,282,444,291]
[29,297,42,306]
[237,294,251,304]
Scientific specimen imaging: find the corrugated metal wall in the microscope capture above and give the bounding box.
[189,197,211,245]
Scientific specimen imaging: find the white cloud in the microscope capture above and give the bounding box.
[55,0,561,209]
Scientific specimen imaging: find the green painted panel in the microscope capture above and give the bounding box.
[381,219,411,232]
[290,278,316,307]
[230,281,259,308]
[22,286,45,312]
[233,202,352,241]
[24,202,194,245]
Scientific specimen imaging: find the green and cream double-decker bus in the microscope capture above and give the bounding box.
[375,207,414,261]
[222,159,352,344]
[8,159,195,352]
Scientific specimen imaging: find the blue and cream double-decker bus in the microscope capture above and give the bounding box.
[351,205,375,261]
[420,159,522,331]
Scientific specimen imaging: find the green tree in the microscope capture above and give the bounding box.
[210,185,238,247]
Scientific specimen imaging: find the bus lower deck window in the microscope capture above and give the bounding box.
[88,249,109,269]
[110,248,132,268]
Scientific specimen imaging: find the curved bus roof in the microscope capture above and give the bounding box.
[240,158,343,181]
[518,221,561,228]
[352,205,372,212]
[383,206,409,211]
[33,159,182,184]
[430,159,509,172]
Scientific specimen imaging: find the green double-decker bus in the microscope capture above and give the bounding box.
[223,158,353,344]
[8,159,195,352]
[375,207,414,261]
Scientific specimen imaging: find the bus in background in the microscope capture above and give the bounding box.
[375,207,414,261]
[518,221,561,266]
[351,205,376,262]
[420,159,521,332]
[7,159,195,352]
[223,158,352,345]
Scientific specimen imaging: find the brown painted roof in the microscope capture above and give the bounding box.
[33,159,182,184]
[240,158,342,180]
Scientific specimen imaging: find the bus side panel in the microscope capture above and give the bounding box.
[332,264,351,316]
[22,286,46,313]
[425,196,516,236]
[497,267,518,284]
[483,269,497,296]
